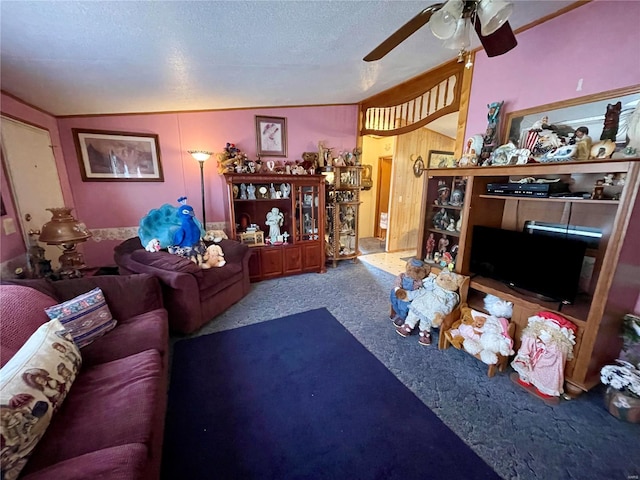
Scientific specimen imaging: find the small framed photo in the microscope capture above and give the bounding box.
[72,129,163,182]
[255,116,287,157]
[428,150,456,169]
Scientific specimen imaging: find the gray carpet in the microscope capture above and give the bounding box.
[359,236,385,255]
[171,261,640,480]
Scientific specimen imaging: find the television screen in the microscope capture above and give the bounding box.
[470,225,587,304]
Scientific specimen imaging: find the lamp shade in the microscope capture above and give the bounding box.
[429,0,464,40]
[38,207,92,245]
[442,17,471,50]
[188,150,212,162]
[477,0,513,36]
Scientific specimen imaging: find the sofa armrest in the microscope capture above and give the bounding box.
[2,274,164,321]
[118,254,200,293]
[216,239,251,266]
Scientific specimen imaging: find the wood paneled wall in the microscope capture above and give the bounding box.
[387,128,455,252]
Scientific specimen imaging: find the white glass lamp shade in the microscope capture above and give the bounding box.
[429,0,464,40]
[477,0,513,36]
[442,17,471,51]
[188,150,212,162]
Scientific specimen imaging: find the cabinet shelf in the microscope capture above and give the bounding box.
[432,203,463,210]
[469,276,589,326]
[428,227,460,238]
[479,194,619,205]
[234,198,290,202]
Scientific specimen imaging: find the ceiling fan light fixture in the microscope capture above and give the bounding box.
[477,0,513,36]
[429,0,464,40]
[442,17,471,51]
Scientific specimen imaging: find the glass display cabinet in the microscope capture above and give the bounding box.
[224,173,325,281]
[324,166,363,267]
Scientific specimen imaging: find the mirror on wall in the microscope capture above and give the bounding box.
[504,86,640,149]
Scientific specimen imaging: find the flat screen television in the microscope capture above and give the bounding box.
[469,225,588,304]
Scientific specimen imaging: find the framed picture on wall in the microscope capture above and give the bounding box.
[72,129,163,181]
[428,150,455,168]
[255,116,287,157]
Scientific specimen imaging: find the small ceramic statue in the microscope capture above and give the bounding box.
[438,234,449,254]
[425,233,436,262]
[240,183,247,200]
[265,207,284,243]
[280,183,290,198]
[247,183,256,200]
[600,101,622,142]
[572,126,592,161]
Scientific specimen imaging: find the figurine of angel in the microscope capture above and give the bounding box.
[265,207,284,243]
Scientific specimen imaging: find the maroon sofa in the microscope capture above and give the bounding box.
[114,237,252,334]
[0,274,168,480]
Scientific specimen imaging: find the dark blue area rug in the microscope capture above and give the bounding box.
[162,308,501,480]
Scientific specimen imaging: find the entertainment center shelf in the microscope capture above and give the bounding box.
[418,158,640,396]
[478,194,619,205]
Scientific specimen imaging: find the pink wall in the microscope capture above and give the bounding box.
[465,0,640,140]
[55,105,358,266]
[1,93,74,263]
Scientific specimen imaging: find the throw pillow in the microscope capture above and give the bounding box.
[44,287,117,348]
[0,318,81,480]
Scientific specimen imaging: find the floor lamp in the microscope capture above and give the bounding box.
[188,150,212,229]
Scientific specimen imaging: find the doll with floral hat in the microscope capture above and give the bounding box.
[511,311,578,399]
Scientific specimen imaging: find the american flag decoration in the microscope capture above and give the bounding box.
[524,130,540,151]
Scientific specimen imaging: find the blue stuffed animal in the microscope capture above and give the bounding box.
[173,197,202,248]
[139,197,204,249]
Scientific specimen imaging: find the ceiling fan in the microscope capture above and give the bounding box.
[363,0,517,62]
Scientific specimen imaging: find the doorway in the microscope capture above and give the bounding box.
[374,156,392,240]
[1,116,66,267]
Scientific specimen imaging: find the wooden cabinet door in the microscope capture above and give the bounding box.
[260,248,284,279]
[302,243,323,272]
[247,249,262,281]
[283,245,302,274]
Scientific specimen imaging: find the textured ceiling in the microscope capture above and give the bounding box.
[0,1,575,117]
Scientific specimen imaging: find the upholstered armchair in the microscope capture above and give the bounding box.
[114,237,252,334]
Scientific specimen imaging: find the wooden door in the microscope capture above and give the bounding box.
[374,156,392,239]
[1,116,66,267]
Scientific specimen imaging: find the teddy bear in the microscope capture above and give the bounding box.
[461,295,514,365]
[203,229,229,243]
[463,316,513,365]
[395,269,465,346]
[200,244,226,269]
[444,304,486,350]
[390,258,431,327]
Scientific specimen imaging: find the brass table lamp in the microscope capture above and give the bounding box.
[38,207,92,273]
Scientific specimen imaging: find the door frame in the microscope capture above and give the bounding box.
[374,155,392,240]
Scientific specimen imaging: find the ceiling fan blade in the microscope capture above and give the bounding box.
[474,19,517,57]
[363,3,445,62]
